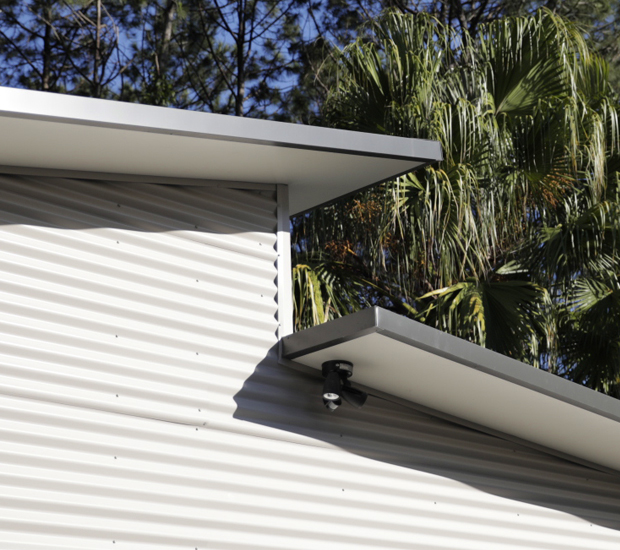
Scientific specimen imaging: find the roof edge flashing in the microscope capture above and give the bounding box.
[0,87,442,162]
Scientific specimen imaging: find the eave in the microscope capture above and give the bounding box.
[0,87,442,215]
[283,307,620,474]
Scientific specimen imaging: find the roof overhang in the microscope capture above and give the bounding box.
[283,307,620,474]
[0,87,442,214]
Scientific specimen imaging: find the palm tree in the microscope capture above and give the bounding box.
[292,10,620,395]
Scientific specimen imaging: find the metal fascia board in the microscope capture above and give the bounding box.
[0,87,442,163]
[282,307,380,359]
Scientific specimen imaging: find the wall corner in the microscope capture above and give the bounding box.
[276,184,293,341]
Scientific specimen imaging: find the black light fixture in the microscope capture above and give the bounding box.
[321,360,367,411]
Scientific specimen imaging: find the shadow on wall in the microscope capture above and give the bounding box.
[233,349,620,533]
[5,171,619,534]
[0,174,277,235]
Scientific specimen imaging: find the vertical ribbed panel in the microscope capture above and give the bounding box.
[1,173,619,550]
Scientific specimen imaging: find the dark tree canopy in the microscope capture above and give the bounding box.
[2,1,619,117]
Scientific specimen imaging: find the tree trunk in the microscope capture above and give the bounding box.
[93,0,102,97]
[235,0,246,117]
[42,6,53,91]
[159,0,176,73]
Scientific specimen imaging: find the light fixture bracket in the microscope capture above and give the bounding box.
[322,360,353,378]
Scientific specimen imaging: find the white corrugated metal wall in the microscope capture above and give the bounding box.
[0,173,619,550]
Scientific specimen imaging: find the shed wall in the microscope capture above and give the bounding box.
[0,174,619,549]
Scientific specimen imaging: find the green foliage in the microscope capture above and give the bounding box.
[560,276,620,395]
[169,0,306,117]
[419,279,550,367]
[293,10,620,396]
[0,0,138,97]
[0,0,320,117]
[3,1,620,120]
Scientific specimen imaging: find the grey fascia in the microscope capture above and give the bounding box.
[0,87,441,162]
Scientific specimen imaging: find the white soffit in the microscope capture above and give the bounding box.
[0,87,442,214]
[283,307,620,474]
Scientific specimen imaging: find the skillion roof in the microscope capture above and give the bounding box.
[283,307,620,475]
[0,87,442,215]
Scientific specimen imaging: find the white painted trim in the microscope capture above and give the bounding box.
[276,184,293,340]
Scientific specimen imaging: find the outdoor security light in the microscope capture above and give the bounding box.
[321,360,367,411]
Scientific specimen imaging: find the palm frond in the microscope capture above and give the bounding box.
[560,276,620,395]
[418,278,550,366]
[299,9,620,395]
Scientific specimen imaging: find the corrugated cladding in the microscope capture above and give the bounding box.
[0,173,619,550]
